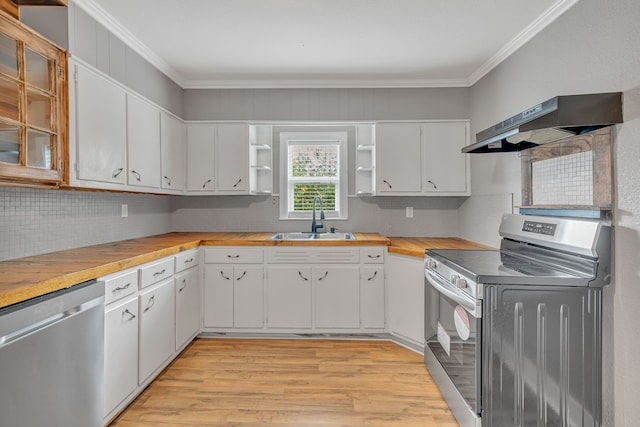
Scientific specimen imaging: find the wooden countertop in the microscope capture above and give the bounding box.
[0,232,488,309]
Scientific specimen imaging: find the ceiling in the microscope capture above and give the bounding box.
[80,0,580,89]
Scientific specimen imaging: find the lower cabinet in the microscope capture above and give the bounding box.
[361,266,385,329]
[387,253,424,347]
[266,266,312,328]
[104,296,138,417]
[138,279,175,384]
[175,268,200,350]
[313,266,360,329]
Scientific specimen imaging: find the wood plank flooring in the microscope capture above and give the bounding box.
[111,338,459,427]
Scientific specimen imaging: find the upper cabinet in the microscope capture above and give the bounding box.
[0,11,68,186]
[160,112,185,192]
[126,94,160,189]
[375,121,470,196]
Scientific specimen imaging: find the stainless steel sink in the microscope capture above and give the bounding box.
[269,232,356,241]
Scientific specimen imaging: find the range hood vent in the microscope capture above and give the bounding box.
[463,92,623,153]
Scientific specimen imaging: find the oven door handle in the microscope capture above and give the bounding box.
[425,270,481,318]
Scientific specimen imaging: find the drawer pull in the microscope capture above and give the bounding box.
[112,282,131,293]
[220,271,231,280]
[367,271,378,281]
[318,271,329,281]
[184,258,194,264]
[227,254,240,259]
[236,271,246,281]
[367,254,381,259]
[179,279,187,292]
[298,271,309,281]
[143,295,155,313]
[122,309,136,321]
[153,269,166,277]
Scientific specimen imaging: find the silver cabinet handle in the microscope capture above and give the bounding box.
[367,254,381,259]
[383,179,392,189]
[232,178,242,188]
[131,170,141,181]
[164,176,172,186]
[427,180,437,189]
[298,271,309,281]
[143,295,155,313]
[220,271,231,280]
[318,271,329,281]
[203,179,212,188]
[153,269,166,277]
[122,308,136,321]
[367,271,378,281]
[179,279,187,292]
[112,282,131,293]
[227,254,240,259]
[184,258,194,264]
[236,271,246,281]
[112,167,123,178]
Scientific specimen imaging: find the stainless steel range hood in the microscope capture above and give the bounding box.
[462,92,623,153]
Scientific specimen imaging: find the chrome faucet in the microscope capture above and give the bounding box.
[311,196,325,233]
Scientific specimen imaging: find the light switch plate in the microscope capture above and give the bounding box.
[121,204,128,218]
[406,207,414,218]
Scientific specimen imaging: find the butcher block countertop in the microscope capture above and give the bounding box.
[0,232,488,309]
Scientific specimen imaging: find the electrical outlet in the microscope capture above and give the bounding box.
[406,207,414,218]
[121,204,128,218]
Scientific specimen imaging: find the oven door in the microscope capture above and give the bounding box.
[424,269,482,426]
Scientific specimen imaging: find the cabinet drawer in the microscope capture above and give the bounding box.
[205,247,264,264]
[104,269,138,305]
[175,249,199,273]
[267,247,360,264]
[139,258,174,289]
[361,247,385,264]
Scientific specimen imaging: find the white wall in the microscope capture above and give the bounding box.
[466,0,640,425]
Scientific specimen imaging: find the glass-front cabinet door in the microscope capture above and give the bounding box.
[0,12,67,185]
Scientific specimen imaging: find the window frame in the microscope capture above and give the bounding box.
[279,131,348,220]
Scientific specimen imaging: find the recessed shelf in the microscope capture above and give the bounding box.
[251,165,272,171]
[251,144,272,151]
[357,166,373,172]
[252,190,273,195]
[357,144,374,151]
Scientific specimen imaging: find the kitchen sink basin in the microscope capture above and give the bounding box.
[269,232,356,241]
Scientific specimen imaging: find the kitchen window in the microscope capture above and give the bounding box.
[279,132,348,220]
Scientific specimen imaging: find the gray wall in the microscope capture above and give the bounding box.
[465,0,640,425]
[0,187,172,262]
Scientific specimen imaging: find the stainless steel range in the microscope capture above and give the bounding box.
[424,214,611,427]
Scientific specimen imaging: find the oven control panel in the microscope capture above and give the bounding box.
[522,220,557,236]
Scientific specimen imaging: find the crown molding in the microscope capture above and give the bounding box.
[468,0,582,86]
[181,78,472,90]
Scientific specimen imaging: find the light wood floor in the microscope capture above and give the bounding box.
[111,338,459,427]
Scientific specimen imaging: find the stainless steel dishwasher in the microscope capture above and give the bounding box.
[0,279,105,427]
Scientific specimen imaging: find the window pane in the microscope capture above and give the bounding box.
[0,75,20,121]
[0,34,18,77]
[0,122,20,165]
[27,88,52,130]
[26,128,52,169]
[290,144,337,177]
[25,47,51,90]
[292,183,336,211]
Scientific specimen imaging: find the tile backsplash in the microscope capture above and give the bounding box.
[0,187,172,262]
[532,151,593,205]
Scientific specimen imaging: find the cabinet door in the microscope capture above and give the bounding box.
[126,94,160,188]
[314,266,360,329]
[376,123,423,194]
[266,266,312,328]
[138,280,175,384]
[175,269,200,350]
[186,124,215,192]
[233,266,264,328]
[216,124,249,193]
[360,266,385,329]
[104,296,138,417]
[75,64,127,184]
[160,112,185,191]
[387,254,424,346]
[422,122,469,194]
[203,265,234,327]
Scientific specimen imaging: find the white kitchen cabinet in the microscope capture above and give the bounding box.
[138,279,175,384]
[249,124,274,195]
[266,266,313,329]
[375,121,470,196]
[186,124,215,192]
[355,124,376,196]
[376,123,423,194]
[360,266,385,329]
[422,121,469,194]
[233,266,264,328]
[203,265,234,327]
[72,61,127,185]
[216,124,249,193]
[104,295,138,417]
[387,253,424,347]
[160,112,186,191]
[314,266,360,329]
[126,94,161,189]
[175,268,200,350]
